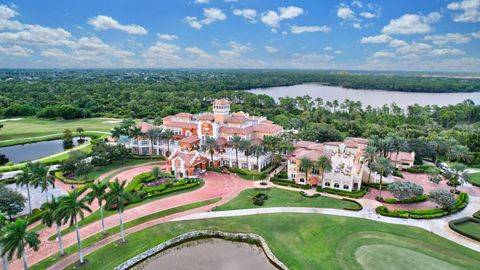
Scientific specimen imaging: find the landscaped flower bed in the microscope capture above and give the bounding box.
[54,171,93,185]
[376,194,428,204]
[376,192,469,219]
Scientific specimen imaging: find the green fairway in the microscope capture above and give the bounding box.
[61,213,480,270]
[213,188,360,211]
[468,172,480,186]
[0,117,122,142]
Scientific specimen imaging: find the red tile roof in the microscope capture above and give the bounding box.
[219,126,254,135]
[140,122,155,133]
[180,135,200,144]
[197,114,215,121]
[389,152,415,162]
[213,99,230,106]
[227,117,248,124]
[252,123,283,134]
[175,112,193,118]
[216,137,228,146]
[163,121,197,129]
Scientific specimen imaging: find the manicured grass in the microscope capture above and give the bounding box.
[455,220,480,239]
[60,213,480,270]
[213,188,360,211]
[28,223,46,233]
[468,172,480,186]
[0,117,121,141]
[88,159,163,181]
[30,198,221,270]
[48,177,203,240]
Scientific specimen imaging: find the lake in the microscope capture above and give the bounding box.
[249,84,480,109]
[0,137,89,165]
[129,238,277,270]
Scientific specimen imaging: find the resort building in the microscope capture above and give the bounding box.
[130,99,283,177]
[287,138,416,191]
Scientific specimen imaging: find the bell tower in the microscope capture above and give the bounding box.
[212,99,230,123]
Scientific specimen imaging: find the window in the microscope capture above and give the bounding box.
[343,185,349,190]
[186,131,192,136]
[299,178,305,183]
[325,182,330,187]
[290,174,296,179]
[334,183,339,188]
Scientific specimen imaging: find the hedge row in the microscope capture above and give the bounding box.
[379,194,428,204]
[25,208,47,224]
[342,198,363,211]
[131,155,164,160]
[474,210,480,220]
[316,187,368,199]
[206,166,224,173]
[227,167,267,180]
[404,165,436,174]
[376,192,469,219]
[299,191,321,198]
[143,178,195,193]
[448,217,480,241]
[54,171,93,185]
[270,178,311,190]
[143,180,201,199]
[363,182,390,190]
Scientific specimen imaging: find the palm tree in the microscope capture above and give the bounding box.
[299,156,314,185]
[203,137,218,167]
[240,139,252,170]
[15,163,34,215]
[129,127,143,154]
[448,162,468,193]
[317,155,332,183]
[388,134,408,168]
[251,144,263,172]
[426,167,442,184]
[41,196,65,256]
[104,179,135,243]
[111,126,124,142]
[146,128,161,155]
[1,219,40,270]
[0,212,9,270]
[431,137,447,165]
[162,129,175,157]
[30,163,55,203]
[373,157,393,197]
[86,182,107,235]
[57,190,92,265]
[229,135,242,168]
[363,145,378,183]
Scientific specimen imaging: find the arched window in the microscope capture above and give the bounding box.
[343,185,349,190]
[334,183,340,188]
[299,178,305,183]
[325,182,330,187]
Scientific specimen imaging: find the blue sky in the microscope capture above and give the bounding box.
[0,0,479,71]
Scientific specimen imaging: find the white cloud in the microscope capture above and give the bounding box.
[261,6,303,29]
[424,32,473,45]
[225,0,237,2]
[360,34,391,44]
[334,50,342,54]
[88,15,147,35]
[352,22,362,29]
[219,41,253,58]
[389,39,408,47]
[264,46,278,53]
[323,46,333,51]
[157,33,178,41]
[337,4,356,20]
[0,45,32,57]
[185,8,226,29]
[431,48,465,56]
[352,0,363,8]
[290,25,331,34]
[447,0,480,22]
[0,24,73,46]
[0,4,22,30]
[185,46,210,58]
[360,12,377,18]
[233,8,257,23]
[382,12,442,35]
[373,50,395,58]
[194,0,209,4]
[143,41,181,66]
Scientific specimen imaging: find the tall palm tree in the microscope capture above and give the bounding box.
[0,212,9,270]
[388,134,408,168]
[129,127,143,154]
[152,127,163,155]
[373,157,393,197]
[15,163,34,215]
[240,139,252,170]
[431,137,447,165]
[299,156,314,185]
[363,145,378,183]
[162,129,175,157]
[146,128,161,155]
[57,190,92,265]
[1,219,40,270]
[111,126,124,142]
[251,144,263,172]
[317,155,332,183]
[104,179,135,243]
[41,196,65,256]
[30,163,55,203]
[203,137,218,167]
[229,135,242,168]
[86,182,107,235]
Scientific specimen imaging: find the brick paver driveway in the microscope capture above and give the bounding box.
[11,166,253,270]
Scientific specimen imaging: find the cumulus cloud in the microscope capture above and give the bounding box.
[194,0,209,4]
[0,24,73,46]
[0,45,32,57]
[264,46,278,53]
[233,8,257,23]
[447,0,480,22]
[290,25,331,34]
[382,12,442,35]
[389,39,408,47]
[260,6,303,30]
[185,8,226,29]
[337,4,356,20]
[88,15,147,35]
[0,4,22,30]
[424,32,475,45]
[323,46,333,51]
[185,46,210,58]
[143,41,182,66]
[219,41,253,58]
[360,34,392,44]
[157,33,178,41]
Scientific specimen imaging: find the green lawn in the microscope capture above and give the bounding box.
[60,213,480,270]
[214,188,359,211]
[30,198,221,270]
[468,172,480,186]
[0,117,122,142]
[455,221,480,240]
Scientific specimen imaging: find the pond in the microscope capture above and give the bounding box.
[249,83,480,109]
[129,238,277,270]
[0,137,89,165]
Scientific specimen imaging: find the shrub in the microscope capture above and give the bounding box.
[252,193,268,206]
[342,198,363,211]
[271,178,311,189]
[448,217,480,241]
[388,181,424,200]
[54,171,92,185]
[364,182,390,190]
[404,165,434,174]
[26,209,47,224]
[316,187,368,198]
[299,191,321,198]
[228,167,266,179]
[380,194,428,204]
[206,166,223,173]
[473,210,480,220]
